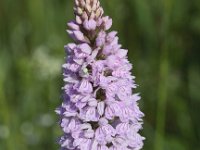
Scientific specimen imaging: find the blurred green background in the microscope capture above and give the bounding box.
[0,0,200,149]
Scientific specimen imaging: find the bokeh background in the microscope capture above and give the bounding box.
[0,0,200,149]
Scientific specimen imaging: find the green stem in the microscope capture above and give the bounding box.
[0,54,12,150]
[154,0,172,149]
[155,48,169,150]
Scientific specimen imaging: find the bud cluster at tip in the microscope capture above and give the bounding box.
[56,0,145,150]
[74,0,104,24]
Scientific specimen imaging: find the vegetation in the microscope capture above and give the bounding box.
[0,0,200,149]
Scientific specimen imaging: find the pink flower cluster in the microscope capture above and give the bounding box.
[56,0,145,149]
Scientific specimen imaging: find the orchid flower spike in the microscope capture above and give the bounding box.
[56,0,145,149]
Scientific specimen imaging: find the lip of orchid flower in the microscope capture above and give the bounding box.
[57,0,144,149]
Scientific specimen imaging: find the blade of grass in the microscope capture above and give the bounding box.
[154,0,172,149]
